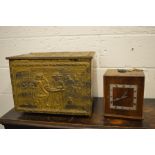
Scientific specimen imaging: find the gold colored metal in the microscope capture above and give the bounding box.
[7,52,95,116]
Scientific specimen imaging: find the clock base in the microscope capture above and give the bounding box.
[104,113,144,120]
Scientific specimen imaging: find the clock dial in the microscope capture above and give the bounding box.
[110,84,137,110]
[113,90,128,102]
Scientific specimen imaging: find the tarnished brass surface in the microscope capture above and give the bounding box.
[6,52,95,59]
[8,52,94,116]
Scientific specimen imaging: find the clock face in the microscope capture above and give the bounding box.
[110,84,138,111]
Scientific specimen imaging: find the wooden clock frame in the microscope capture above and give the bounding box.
[104,69,145,120]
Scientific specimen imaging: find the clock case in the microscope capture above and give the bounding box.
[104,69,145,120]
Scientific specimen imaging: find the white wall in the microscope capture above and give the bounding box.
[0,26,155,128]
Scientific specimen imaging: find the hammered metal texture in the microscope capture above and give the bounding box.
[8,52,94,116]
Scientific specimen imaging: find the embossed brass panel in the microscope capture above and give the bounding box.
[7,52,94,116]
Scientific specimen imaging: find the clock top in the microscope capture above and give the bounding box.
[104,69,144,77]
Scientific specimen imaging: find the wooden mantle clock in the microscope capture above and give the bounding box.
[104,69,145,120]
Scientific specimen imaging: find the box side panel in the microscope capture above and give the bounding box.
[9,60,17,111]
[9,59,92,116]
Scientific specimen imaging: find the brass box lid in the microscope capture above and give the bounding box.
[6,51,95,60]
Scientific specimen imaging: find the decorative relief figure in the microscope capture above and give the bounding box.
[48,72,65,109]
[33,72,65,109]
[33,73,50,106]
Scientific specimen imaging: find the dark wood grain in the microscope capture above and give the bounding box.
[0,98,155,129]
[104,69,145,120]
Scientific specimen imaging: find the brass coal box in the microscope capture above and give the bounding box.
[7,52,94,116]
